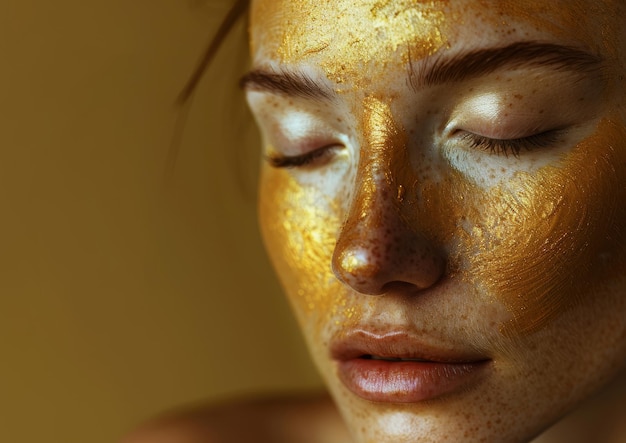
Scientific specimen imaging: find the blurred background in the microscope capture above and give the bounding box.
[0,1,321,442]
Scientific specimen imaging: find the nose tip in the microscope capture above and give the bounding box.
[333,247,382,294]
[331,229,446,296]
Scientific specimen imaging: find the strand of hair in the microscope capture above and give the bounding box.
[177,0,250,105]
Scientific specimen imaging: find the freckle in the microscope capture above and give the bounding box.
[337,118,342,123]
[539,109,544,114]
[514,94,523,100]
[507,103,513,108]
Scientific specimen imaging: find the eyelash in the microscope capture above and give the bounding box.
[265,130,561,168]
[459,130,561,157]
[266,145,339,168]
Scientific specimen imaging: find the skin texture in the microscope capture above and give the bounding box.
[247,0,626,442]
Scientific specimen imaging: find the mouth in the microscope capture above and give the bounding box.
[362,355,433,362]
[331,329,492,403]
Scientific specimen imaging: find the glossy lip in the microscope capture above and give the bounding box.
[331,329,492,403]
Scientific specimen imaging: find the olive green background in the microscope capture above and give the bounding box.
[0,2,321,442]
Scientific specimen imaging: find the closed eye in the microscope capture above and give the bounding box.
[459,130,563,157]
[266,145,342,168]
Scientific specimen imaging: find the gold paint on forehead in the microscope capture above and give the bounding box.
[253,0,625,89]
[258,166,360,329]
[256,0,448,85]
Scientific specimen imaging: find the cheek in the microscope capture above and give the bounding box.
[436,118,626,335]
[258,167,359,334]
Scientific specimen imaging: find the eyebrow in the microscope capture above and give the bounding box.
[411,41,603,90]
[239,69,333,100]
[240,41,603,99]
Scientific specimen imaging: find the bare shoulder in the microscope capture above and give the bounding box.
[121,391,353,443]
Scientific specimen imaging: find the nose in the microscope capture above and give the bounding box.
[331,98,445,296]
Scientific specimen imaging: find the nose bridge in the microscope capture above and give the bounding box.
[331,97,445,295]
[348,97,410,234]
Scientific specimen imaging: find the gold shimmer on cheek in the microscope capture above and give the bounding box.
[254,0,448,86]
[258,166,360,329]
[438,119,626,335]
[479,119,626,334]
[418,118,626,335]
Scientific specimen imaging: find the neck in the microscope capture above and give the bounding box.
[533,368,626,443]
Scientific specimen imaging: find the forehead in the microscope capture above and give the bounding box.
[252,0,447,85]
[250,0,619,73]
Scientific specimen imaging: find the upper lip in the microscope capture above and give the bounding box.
[330,328,490,364]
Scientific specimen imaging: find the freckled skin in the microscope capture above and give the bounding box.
[248,1,626,442]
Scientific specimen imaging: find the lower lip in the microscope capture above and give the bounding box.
[337,358,490,403]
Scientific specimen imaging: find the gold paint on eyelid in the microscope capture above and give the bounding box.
[252,0,448,85]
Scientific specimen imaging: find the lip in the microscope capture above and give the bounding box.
[331,329,491,403]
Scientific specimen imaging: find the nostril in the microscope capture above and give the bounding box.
[332,238,447,296]
[380,280,422,295]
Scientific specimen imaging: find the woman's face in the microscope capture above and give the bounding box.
[246,1,626,441]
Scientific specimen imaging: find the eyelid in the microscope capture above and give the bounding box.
[266,144,343,169]
[457,129,563,157]
[445,107,548,142]
[445,72,604,142]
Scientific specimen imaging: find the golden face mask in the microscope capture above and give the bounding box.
[252,0,626,338]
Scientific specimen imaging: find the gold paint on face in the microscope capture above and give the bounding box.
[258,103,626,338]
[253,0,626,338]
[252,0,448,86]
[333,97,445,289]
[258,166,360,330]
[476,118,626,334]
[415,118,626,335]
[252,0,626,443]
[251,0,626,440]
[469,0,625,95]
[334,97,407,277]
